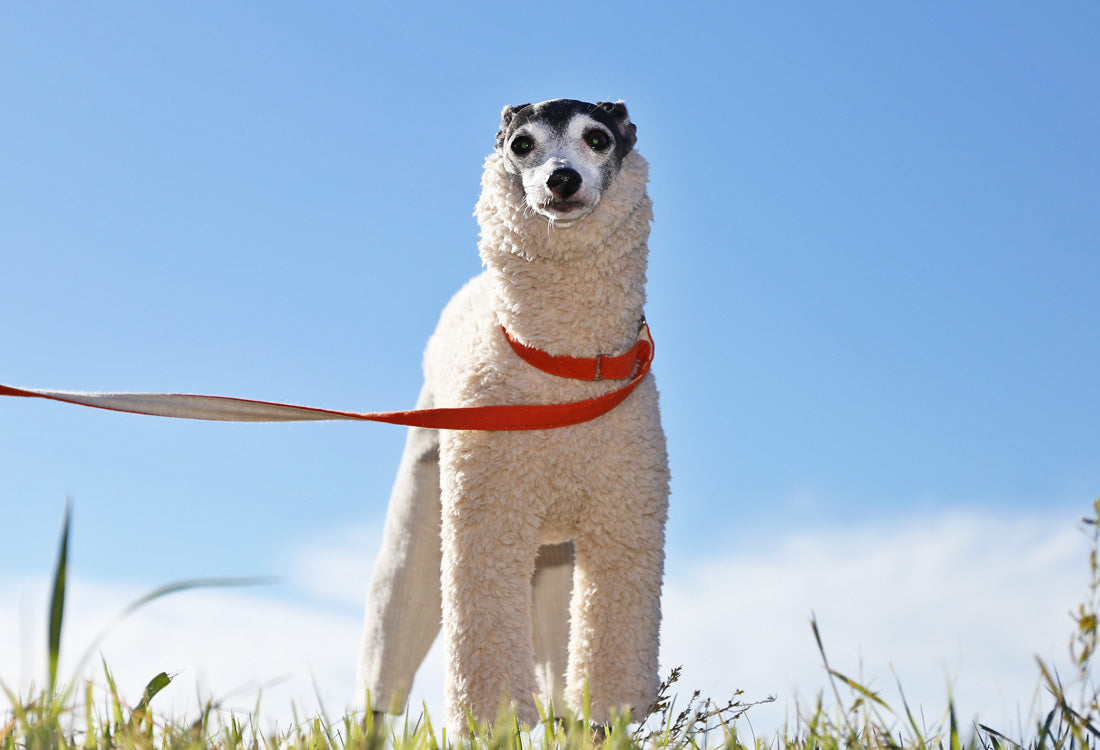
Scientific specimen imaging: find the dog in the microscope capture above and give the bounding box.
[357,99,669,730]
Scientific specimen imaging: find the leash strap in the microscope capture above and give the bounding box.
[0,324,653,432]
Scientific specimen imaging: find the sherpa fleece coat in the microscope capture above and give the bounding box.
[360,146,669,730]
[355,412,574,713]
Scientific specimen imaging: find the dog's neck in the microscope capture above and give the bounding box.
[475,151,653,358]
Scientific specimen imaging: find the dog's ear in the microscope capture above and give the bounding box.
[596,100,637,153]
[496,103,531,150]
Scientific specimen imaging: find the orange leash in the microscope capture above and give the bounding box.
[0,323,653,432]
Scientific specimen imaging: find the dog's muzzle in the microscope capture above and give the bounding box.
[547,167,582,200]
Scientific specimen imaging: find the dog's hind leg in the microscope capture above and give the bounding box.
[356,384,443,715]
[531,541,573,714]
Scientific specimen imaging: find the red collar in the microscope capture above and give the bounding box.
[503,321,652,382]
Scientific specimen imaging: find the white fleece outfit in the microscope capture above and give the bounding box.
[355,396,573,713]
[358,147,668,730]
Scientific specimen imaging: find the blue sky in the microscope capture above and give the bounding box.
[2,2,1098,734]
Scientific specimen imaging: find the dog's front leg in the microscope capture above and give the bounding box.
[438,433,542,731]
[564,401,670,724]
[566,517,666,725]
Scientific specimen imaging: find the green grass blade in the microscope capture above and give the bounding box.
[828,669,890,711]
[100,656,125,729]
[113,577,278,619]
[978,723,1021,750]
[893,668,926,747]
[47,501,72,696]
[132,671,172,718]
[70,575,275,681]
[948,698,960,750]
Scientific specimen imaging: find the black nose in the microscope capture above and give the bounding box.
[546,168,582,199]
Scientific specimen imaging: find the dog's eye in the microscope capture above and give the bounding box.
[584,129,612,152]
[510,135,535,156]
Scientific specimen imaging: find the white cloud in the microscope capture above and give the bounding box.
[660,510,1087,735]
[0,509,1090,738]
[287,522,383,608]
[0,576,366,728]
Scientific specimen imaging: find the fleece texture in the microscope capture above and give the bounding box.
[426,148,669,728]
[355,384,573,714]
[357,146,669,730]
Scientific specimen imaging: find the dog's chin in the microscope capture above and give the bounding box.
[536,198,598,227]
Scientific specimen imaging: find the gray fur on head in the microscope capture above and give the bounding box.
[494,99,637,159]
[593,100,637,155]
[495,102,531,149]
[487,98,642,227]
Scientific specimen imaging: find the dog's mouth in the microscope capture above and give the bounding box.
[543,199,587,215]
[536,195,602,227]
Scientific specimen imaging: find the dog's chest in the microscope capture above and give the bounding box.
[442,420,611,538]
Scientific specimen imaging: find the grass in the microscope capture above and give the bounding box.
[5,499,1100,749]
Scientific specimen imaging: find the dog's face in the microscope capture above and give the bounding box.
[495,99,637,227]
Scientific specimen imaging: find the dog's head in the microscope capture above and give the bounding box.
[494,99,637,227]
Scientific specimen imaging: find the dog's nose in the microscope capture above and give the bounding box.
[546,168,582,200]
